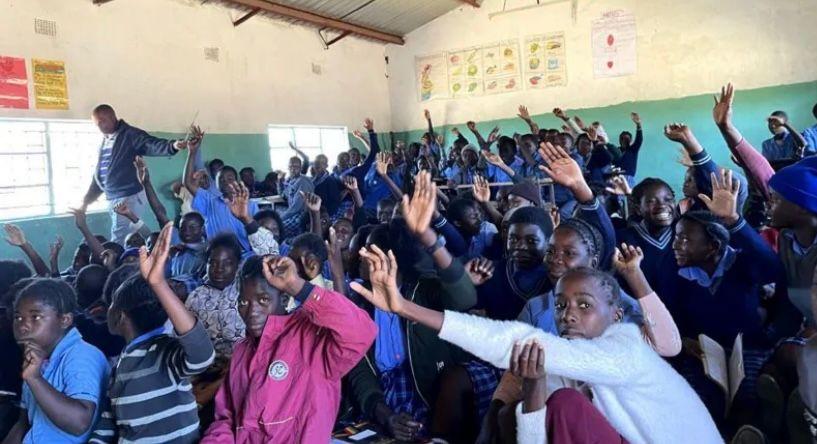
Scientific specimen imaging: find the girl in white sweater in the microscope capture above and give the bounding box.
[351,245,722,444]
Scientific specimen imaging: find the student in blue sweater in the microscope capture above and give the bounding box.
[663,170,783,429]
[613,112,643,185]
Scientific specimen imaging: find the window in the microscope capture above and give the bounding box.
[0,119,105,220]
[268,125,349,172]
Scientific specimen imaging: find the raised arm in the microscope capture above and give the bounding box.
[135,124,200,157]
[473,175,503,228]
[48,236,64,277]
[261,256,376,379]
[517,105,541,135]
[630,112,643,151]
[664,123,718,196]
[226,183,279,256]
[361,118,381,172]
[553,108,585,135]
[774,116,808,157]
[68,208,105,261]
[289,141,310,175]
[3,224,50,276]
[467,121,490,151]
[303,191,323,236]
[134,156,171,227]
[182,136,203,195]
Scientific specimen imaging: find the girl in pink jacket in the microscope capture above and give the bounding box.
[201,255,377,443]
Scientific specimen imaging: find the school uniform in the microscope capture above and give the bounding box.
[192,188,260,254]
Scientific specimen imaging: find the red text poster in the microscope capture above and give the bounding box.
[0,56,30,109]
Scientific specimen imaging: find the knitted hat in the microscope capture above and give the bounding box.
[768,159,817,215]
[509,180,543,207]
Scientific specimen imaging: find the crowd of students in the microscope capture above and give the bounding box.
[1,82,816,444]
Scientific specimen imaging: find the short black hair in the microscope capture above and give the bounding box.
[377,198,396,208]
[632,177,675,205]
[103,241,125,259]
[678,211,730,255]
[254,209,283,231]
[771,110,788,119]
[210,158,224,167]
[366,224,393,253]
[0,260,32,299]
[813,102,817,120]
[94,234,108,243]
[219,165,238,179]
[508,206,554,239]
[103,264,139,306]
[556,218,605,263]
[15,278,77,315]
[349,147,361,154]
[238,255,279,297]
[290,233,328,262]
[207,233,243,263]
[111,274,167,334]
[560,267,621,306]
[560,132,575,145]
[75,264,110,309]
[93,104,115,115]
[181,211,205,226]
[240,167,255,175]
[447,197,479,224]
[498,136,516,153]
[1,277,35,316]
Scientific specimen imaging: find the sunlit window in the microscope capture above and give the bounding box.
[268,125,349,173]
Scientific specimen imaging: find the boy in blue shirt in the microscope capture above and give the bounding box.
[6,279,109,443]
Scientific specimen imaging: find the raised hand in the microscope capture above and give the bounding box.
[68,207,88,229]
[466,121,477,132]
[113,202,139,223]
[261,255,304,295]
[139,222,173,284]
[767,115,785,129]
[676,147,693,167]
[537,142,586,191]
[401,170,437,239]
[226,181,252,223]
[547,203,560,228]
[466,257,495,286]
[612,243,644,276]
[49,236,64,261]
[552,107,568,120]
[375,152,390,176]
[134,156,149,184]
[302,191,322,213]
[364,118,374,131]
[352,129,365,140]
[481,150,505,167]
[631,112,642,125]
[487,126,501,144]
[342,175,358,191]
[518,105,532,121]
[605,175,632,196]
[472,175,491,203]
[586,125,599,142]
[510,342,546,381]
[698,169,740,224]
[4,224,27,247]
[572,115,587,131]
[423,109,431,121]
[712,83,734,128]
[663,123,694,145]
[349,245,403,314]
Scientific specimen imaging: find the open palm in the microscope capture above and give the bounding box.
[140,222,173,284]
[698,169,740,221]
[349,246,404,314]
[537,142,584,189]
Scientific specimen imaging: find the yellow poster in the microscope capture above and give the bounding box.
[33,59,68,110]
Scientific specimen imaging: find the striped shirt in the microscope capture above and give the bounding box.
[98,132,118,186]
[89,321,215,444]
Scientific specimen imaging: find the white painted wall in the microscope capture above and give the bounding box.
[386,0,817,131]
[0,0,391,133]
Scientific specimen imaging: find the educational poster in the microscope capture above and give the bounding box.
[33,59,69,109]
[591,10,637,78]
[482,40,521,95]
[524,32,567,89]
[415,53,448,102]
[446,47,483,98]
[0,56,29,109]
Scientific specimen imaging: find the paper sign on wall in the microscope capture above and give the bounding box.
[483,40,521,95]
[33,59,69,109]
[524,32,567,89]
[0,56,29,109]
[415,53,449,102]
[447,47,483,98]
[591,10,637,78]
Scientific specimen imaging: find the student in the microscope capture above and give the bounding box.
[201,254,376,443]
[801,102,817,157]
[184,233,244,360]
[452,145,479,185]
[311,154,343,218]
[761,111,807,162]
[89,223,215,443]
[4,279,109,443]
[183,137,259,255]
[238,167,258,195]
[287,232,333,291]
[354,246,721,444]
[72,264,125,358]
[0,262,32,439]
[279,155,315,239]
[60,243,92,284]
[225,182,281,256]
[447,197,498,260]
[375,198,396,225]
[363,153,404,221]
[613,112,643,185]
[166,212,207,278]
[345,119,381,196]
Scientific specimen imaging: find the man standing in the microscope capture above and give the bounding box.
[79,104,199,243]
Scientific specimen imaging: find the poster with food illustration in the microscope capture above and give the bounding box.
[446,47,483,98]
[415,53,448,102]
[591,10,637,78]
[525,32,567,89]
[482,40,521,95]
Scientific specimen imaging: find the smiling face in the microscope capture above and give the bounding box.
[555,273,620,339]
[672,218,719,268]
[507,223,547,269]
[206,246,239,290]
[13,296,71,354]
[332,220,354,250]
[637,184,676,228]
[238,278,286,339]
[545,228,596,284]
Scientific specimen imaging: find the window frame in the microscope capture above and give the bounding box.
[0,117,105,222]
[267,124,350,172]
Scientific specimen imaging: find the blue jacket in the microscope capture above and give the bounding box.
[91,120,179,199]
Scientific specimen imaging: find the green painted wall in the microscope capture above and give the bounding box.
[2,81,816,267]
[394,80,817,192]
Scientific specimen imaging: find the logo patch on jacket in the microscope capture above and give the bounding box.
[268,360,289,381]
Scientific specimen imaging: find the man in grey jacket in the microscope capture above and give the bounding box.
[79,104,200,243]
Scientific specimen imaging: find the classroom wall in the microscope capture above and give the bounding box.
[386,0,817,131]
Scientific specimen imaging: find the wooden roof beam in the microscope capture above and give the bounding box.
[223,0,405,45]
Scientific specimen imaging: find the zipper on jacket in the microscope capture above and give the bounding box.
[405,281,429,407]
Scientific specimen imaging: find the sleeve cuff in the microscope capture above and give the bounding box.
[515,402,548,442]
[726,217,747,233]
[432,216,448,230]
[577,197,600,210]
[293,281,316,303]
[690,149,712,165]
[244,220,260,236]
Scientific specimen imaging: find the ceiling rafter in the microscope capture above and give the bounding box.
[221,0,405,45]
